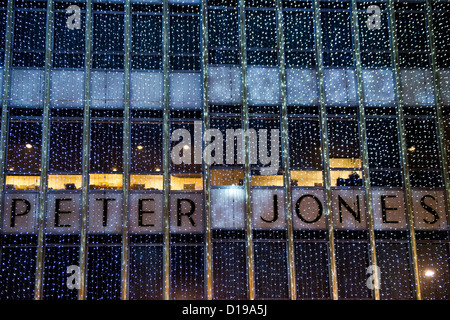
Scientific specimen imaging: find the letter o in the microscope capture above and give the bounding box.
[295,194,323,224]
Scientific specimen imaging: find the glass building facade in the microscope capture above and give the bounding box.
[0,0,449,300]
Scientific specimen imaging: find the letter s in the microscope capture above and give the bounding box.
[421,195,440,225]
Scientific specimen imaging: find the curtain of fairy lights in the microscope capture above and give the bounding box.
[87,106,124,301]
[0,0,5,68]
[1,109,42,300]
[168,0,205,300]
[429,0,450,300]
[128,0,164,293]
[209,114,248,300]
[432,0,449,188]
[249,117,289,300]
[42,107,83,300]
[40,0,86,300]
[0,0,5,298]
[283,0,332,300]
[84,0,126,300]
[433,5,450,299]
[128,0,164,294]
[433,0,450,208]
[0,0,46,299]
[395,0,450,300]
[357,0,413,300]
[208,0,248,300]
[245,0,291,300]
[1,0,450,301]
[321,0,371,300]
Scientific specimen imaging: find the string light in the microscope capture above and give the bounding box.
[424,269,435,278]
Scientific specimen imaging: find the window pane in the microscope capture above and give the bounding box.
[170,245,205,300]
[417,243,450,300]
[405,118,441,169]
[0,246,37,300]
[13,10,46,67]
[87,246,122,300]
[49,120,83,172]
[212,241,248,299]
[169,15,200,54]
[90,121,123,173]
[283,11,314,51]
[289,119,322,169]
[295,242,330,300]
[327,119,361,163]
[129,246,164,300]
[43,246,79,300]
[376,242,414,300]
[131,122,163,172]
[336,242,372,299]
[366,117,401,169]
[7,121,42,172]
[132,14,162,53]
[208,9,239,48]
[93,13,124,52]
[245,10,277,49]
